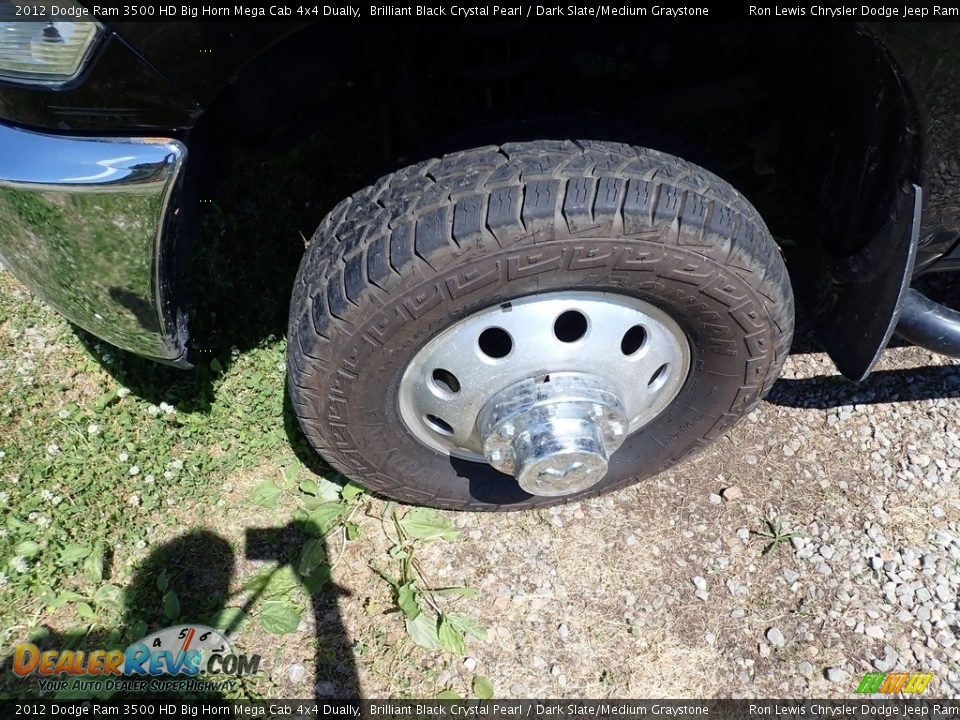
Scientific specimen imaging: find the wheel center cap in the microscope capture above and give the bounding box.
[477,373,628,497]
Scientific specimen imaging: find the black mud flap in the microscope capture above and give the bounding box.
[812,183,921,382]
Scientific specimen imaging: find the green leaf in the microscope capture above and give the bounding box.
[436,691,461,700]
[300,495,331,511]
[302,565,331,595]
[345,522,361,541]
[156,570,169,593]
[260,600,301,635]
[76,602,96,622]
[447,612,488,642]
[397,581,421,620]
[49,591,85,609]
[14,540,40,558]
[251,480,282,508]
[341,481,365,501]
[243,568,272,595]
[95,390,118,410]
[398,508,459,542]
[472,675,494,699]
[312,478,346,503]
[162,591,180,620]
[303,502,347,536]
[297,538,328,577]
[60,544,91,565]
[438,614,467,655]
[83,544,104,583]
[93,585,123,608]
[7,516,32,534]
[36,585,56,606]
[298,479,320,497]
[433,587,479,598]
[388,544,410,560]
[264,566,300,599]
[405,613,442,650]
[282,465,300,487]
[209,607,248,633]
[210,357,223,373]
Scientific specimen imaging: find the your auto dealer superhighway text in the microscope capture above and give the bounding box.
[749,4,960,15]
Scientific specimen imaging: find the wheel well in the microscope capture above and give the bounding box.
[195,22,915,246]
[183,22,919,372]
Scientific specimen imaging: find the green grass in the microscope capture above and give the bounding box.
[0,127,489,700]
[0,269,488,699]
[0,280,295,695]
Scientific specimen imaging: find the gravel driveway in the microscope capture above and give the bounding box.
[328,322,960,698]
[4,257,959,698]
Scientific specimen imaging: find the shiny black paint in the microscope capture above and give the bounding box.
[2,19,959,374]
[98,21,306,108]
[0,31,199,132]
[875,24,960,274]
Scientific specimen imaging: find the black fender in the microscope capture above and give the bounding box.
[87,20,944,376]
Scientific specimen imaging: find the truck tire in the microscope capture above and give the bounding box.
[287,140,793,510]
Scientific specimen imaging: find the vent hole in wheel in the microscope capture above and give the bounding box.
[431,368,460,394]
[478,327,513,359]
[621,325,647,355]
[554,310,588,343]
[649,364,669,387]
[424,414,454,436]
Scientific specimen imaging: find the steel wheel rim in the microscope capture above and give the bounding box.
[397,291,692,465]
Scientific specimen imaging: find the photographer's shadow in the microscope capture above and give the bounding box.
[1,528,358,700]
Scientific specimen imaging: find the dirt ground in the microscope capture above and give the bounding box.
[224,335,960,698]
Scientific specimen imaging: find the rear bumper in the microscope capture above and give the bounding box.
[0,122,189,366]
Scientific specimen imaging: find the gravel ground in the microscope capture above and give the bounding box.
[324,323,960,698]
[4,253,960,697]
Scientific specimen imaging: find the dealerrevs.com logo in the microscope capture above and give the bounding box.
[13,624,260,687]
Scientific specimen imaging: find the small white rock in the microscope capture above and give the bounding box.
[722,486,744,501]
[287,663,306,684]
[766,627,786,647]
[826,667,848,683]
